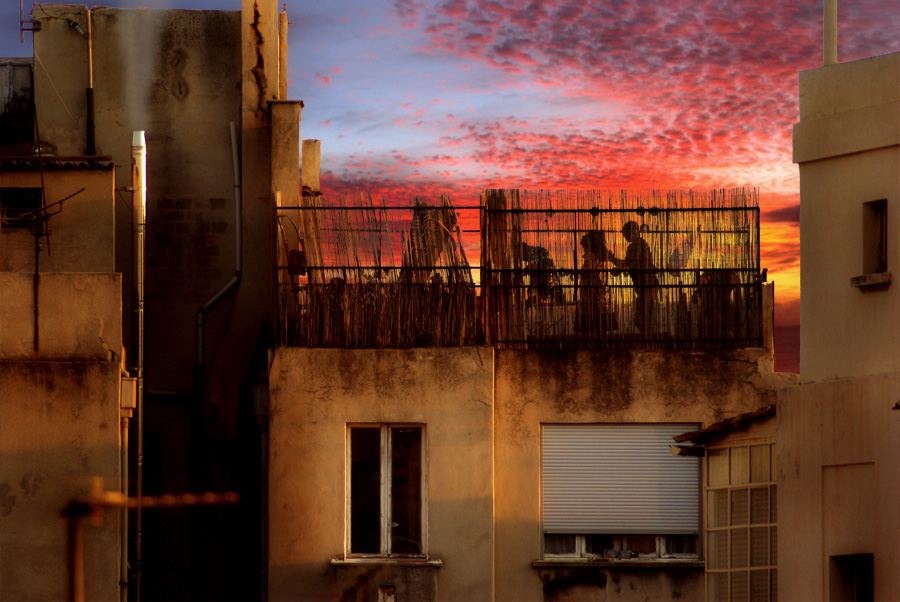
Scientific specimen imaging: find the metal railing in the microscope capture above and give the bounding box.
[276,189,763,350]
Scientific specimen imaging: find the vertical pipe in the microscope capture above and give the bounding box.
[131,131,146,602]
[120,412,130,602]
[824,0,837,66]
[68,515,85,602]
[278,11,288,100]
[85,9,95,155]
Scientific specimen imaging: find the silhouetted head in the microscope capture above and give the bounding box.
[622,221,640,242]
[580,230,607,259]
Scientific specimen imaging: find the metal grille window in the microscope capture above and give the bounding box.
[348,425,425,557]
[541,424,700,560]
[706,443,777,602]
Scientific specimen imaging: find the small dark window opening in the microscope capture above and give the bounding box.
[0,187,42,228]
[863,200,887,274]
[830,553,873,602]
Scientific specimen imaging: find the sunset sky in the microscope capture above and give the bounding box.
[5,0,900,325]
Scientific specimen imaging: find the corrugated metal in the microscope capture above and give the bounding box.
[542,424,700,534]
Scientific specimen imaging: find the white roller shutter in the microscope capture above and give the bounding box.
[542,423,699,535]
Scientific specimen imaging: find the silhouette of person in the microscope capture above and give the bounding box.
[522,242,560,305]
[576,230,611,338]
[609,221,658,334]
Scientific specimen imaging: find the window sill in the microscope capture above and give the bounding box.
[534,558,704,569]
[331,558,442,568]
[851,272,891,288]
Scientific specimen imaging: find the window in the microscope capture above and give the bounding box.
[706,444,777,602]
[0,187,41,228]
[348,424,424,557]
[541,423,700,560]
[862,200,887,274]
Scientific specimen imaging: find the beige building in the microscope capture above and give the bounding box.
[267,191,791,601]
[2,1,302,598]
[780,48,900,601]
[0,155,123,601]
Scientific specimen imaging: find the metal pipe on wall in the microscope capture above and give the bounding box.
[119,409,130,602]
[130,131,146,602]
[85,9,95,155]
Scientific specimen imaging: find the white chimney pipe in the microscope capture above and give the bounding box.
[824,0,837,66]
[130,130,146,600]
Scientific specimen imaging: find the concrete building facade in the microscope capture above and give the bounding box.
[267,330,789,601]
[0,158,123,601]
[2,1,301,599]
[780,50,900,601]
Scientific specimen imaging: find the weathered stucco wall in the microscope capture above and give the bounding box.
[0,272,122,361]
[777,374,900,601]
[268,347,494,602]
[31,4,274,407]
[794,53,900,382]
[0,360,121,602]
[493,347,785,601]
[0,166,115,273]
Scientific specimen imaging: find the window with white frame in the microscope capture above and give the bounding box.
[705,443,776,602]
[347,424,424,557]
[541,423,700,560]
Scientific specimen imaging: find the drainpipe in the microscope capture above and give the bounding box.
[119,379,135,602]
[130,131,146,601]
[85,9,95,154]
[196,122,242,367]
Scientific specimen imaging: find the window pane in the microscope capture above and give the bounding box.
[750,487,769,524]
[769,485,777,523]
[770,569,778,602]
[731,446,750,485]
[545,533,576,555]
[390,426,422,555]
[770,526,777,565]
[750,445,770,483]
[350,427,382,554]
[750,527,769,567]
[731,527,749,569]
[708,573,728,602]
[709,448,729,487]
[708,530,728,570]
[731,488,749,526]
[731,570,749,602]
[585,534,613,555]
[708,489,728,528]
[664,534,697,554]
[750,569,769,602]
[625,534,656,555]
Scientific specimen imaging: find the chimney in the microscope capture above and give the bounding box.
[824,0,837,66]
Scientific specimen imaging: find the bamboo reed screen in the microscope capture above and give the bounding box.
[276,193,478,347]
[481,189,763,349]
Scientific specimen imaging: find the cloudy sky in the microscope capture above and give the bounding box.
[5,0,900,325]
